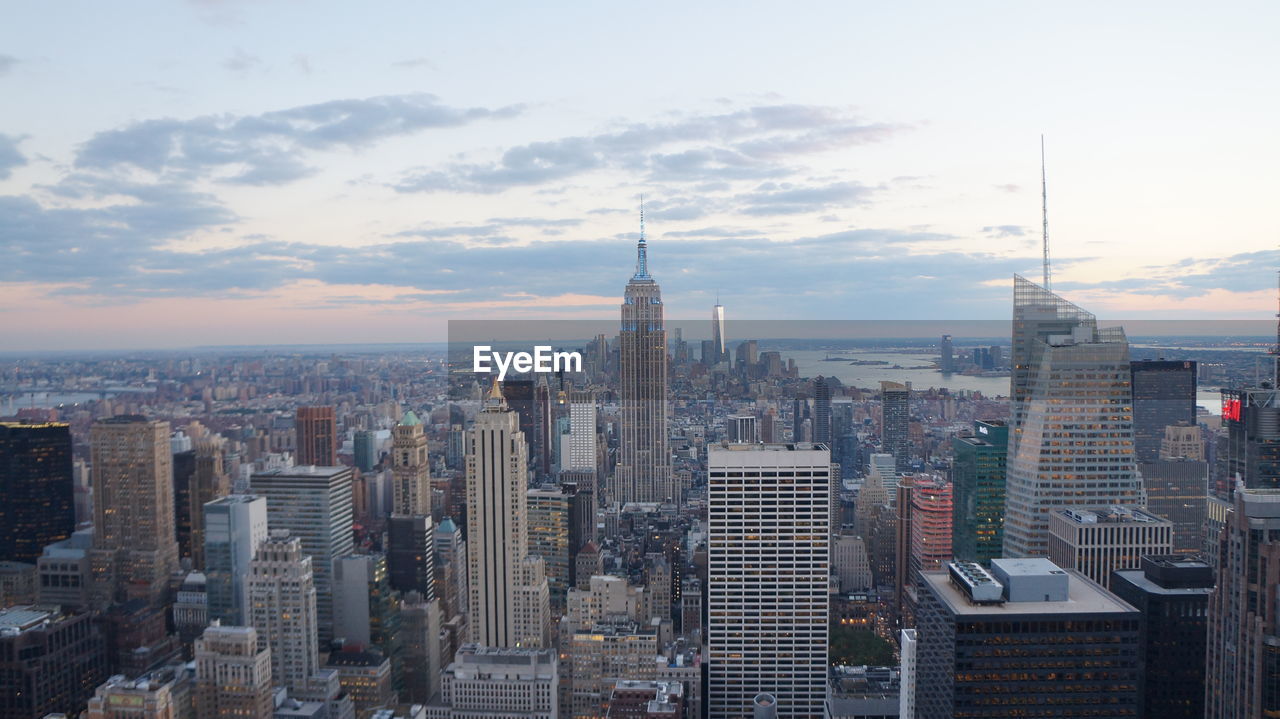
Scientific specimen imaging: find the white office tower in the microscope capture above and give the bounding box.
[867,453,899,496]
[466,381,551,649]
[428,644,558,719]
[712,302,727,365]
[204,495,269,626]
[899,628,917,719]
[247,530,319,695]
[249,466,353,644]
[566,391,597,473]
[195,623,274,719]
[708,444,830,719]
[1003,278,1144,557]
[391,410,431,516]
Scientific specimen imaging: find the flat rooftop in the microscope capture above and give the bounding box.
[0,605,60,632]
[710,442,828,453]
[922,569,1137,616]
[1112,569,1214,597]
[251,465,350,478]
[1054,506,1167,525]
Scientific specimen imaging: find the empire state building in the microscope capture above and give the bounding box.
[612,212,673,504]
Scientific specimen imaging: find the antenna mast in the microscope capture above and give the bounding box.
[1041,135,1051,290]
[1272,269,1279,385]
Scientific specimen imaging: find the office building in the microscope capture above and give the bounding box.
[1047,506,1172,588]
[832,533,872,593]
[1111,555,1213,719]
[36,526,94,608]
[89,416,180,607]
[568,622,658,717]
[354,430,379,474]
[466,382,551,649]
[526,485,571,611]
[84,673,179,719]
[387,514,436,599]
[1221,386,1280,492]
[1139,454,1209,554]
[0,605,108,719]
[1160,421,1205,460]
[249,466,354,644]
[566,391,597,474]
[915,558,1140,717]
[614,221,673,505]
[429,645,558,719]
[326,651,394,715]
[1130,360,1197,463]
[939,335,953,373]
[178,438,230,570]
[950,420,1007,564]
[333,554,397,653]
[1003,278,1144,557]
[204,495,269,626]
[880,382,910,471]
[0,422,75,565]
[391,411,431,516]
[899,628,917,719]
[173,571,208,653]
[608,680,684,719]
[1205,484,1280,718]
[195,623,273,719]
[909,477,952,574]
[399,592,444,705]
[247,531,319,696]
[813,377,831,445]
[708,444,830,719]
[711,302,727,366]
[295,406,337,468]
[726,415,758,444]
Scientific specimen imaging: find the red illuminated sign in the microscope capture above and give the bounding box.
[1223,398,1242,422]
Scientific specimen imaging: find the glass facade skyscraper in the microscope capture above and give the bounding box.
[0,421,75,564]
[1004,276,1144,558]
[951,420,1007,564]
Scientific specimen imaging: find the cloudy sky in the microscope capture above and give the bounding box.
[2,1,1278,350]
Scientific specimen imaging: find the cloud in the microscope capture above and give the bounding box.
[1053,250,1280,299]
[0,54,17,76]
[393,104,904,194]
[392,57,435,69]
[74,93,524,186]
[981,225,1026,238]
[0,187,236,292]
[222,48,263,74]
[0,134,27,179]
[735,180,878,216]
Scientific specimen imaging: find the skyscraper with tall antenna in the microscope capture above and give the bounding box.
[711,296,726,366]
[1004,275,1144,557]
[612,203,673,504]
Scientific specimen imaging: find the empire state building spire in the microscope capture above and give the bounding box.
[633,197,650,280]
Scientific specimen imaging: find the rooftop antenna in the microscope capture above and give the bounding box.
[1041,134,1051,290]
[1272,269,1280,385]
[633,194,649,279]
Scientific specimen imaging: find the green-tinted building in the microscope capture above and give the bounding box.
[951,420,1007,564]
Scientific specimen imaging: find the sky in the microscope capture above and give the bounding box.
[1,1,1278,350]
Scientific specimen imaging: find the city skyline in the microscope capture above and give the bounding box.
[2,2,1279,350]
